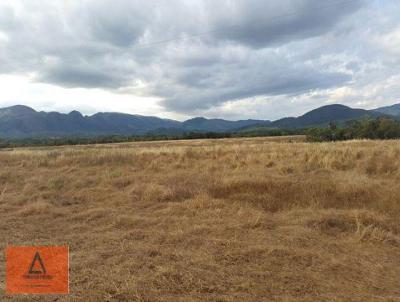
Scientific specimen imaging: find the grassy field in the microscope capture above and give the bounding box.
[0,136,399,301]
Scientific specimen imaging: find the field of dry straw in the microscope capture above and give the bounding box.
[0,136,399,301]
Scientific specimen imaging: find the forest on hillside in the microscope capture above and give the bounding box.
[1,117,400,148]
[307,117,400,142]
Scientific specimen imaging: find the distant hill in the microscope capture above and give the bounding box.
[237,104,392,133]
[373,103,400,116]
[0,103,397,138]
[0,105,180,138]
[269,104,386,129]
[181,117,268,132]
[0,105,264,138]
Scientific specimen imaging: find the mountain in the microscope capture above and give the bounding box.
[86,112,181,134]
[0,105,180,138]
[269,104,386,128]
[373,103,400,116]
[0,105,36,118]
[0,105,264,138]
[0,103,396,138]
[181,117,268,132]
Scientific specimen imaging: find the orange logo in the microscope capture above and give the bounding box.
[6,246,69,294]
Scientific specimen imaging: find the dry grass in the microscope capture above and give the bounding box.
[0,136,399,301]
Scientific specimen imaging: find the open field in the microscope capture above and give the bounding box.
[0,136,399,301]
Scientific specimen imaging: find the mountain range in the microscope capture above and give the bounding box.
[0,103,398,138]
[373,103,400,116]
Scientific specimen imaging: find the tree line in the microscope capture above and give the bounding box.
[306,117,400,142]
[1,117,398,148]
[0,129,302,148]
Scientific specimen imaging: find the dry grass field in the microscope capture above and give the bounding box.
[0,136,399,301]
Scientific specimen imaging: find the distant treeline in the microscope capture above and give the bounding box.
[307,117,400,142]
[3,118,398,148]
[0,129,302,148]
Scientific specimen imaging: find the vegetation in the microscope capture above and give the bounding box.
[0,133,229,148]
[3,117,400,149]
[2,116,400,150]
[0,137,399,301]
[0,129,305,148]
[307,117,400,142]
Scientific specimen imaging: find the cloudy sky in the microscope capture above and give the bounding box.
[0,0,399,121]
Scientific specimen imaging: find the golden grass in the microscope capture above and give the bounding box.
[0,136,399,301]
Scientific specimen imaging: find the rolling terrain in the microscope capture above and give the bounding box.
[374,103,400,117]
[0,105,265,138]
[0,103,398,138]
[0,137,399,301]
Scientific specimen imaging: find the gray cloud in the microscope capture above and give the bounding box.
[0,0,399,118]
[40,66,125,88]
[82,1,150,47]
[158,49,352,111]
[208,0,364,48]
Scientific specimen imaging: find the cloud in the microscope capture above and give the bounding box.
[0,0,399,119]
[159,49,352,112]
[207,0,364,48]
[40,65,125,88]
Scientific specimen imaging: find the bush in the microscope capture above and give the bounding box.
[307,118,400,142]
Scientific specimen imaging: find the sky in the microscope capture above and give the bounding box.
[0,0,399,121]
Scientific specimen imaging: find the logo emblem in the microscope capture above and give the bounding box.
[29,252,46,274]
[6,246,69,294]
[22,251,53,280]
